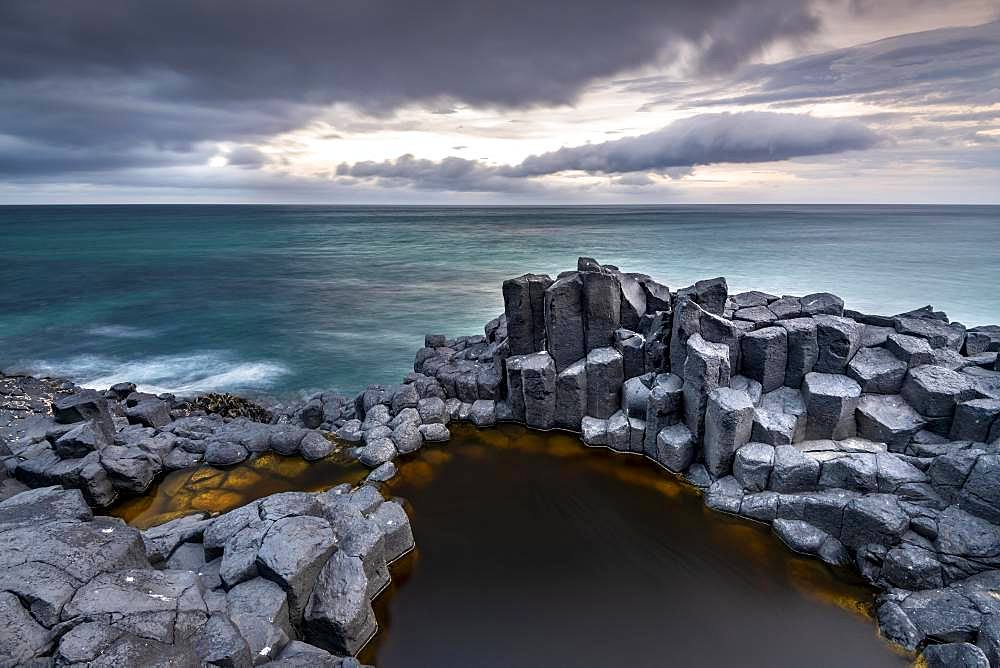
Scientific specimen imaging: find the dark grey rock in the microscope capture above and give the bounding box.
[257,515,337,623]
[53,420,110,458]
[703,387,754,477]
[876,601,922,651]
[227,576,292,663]
[621,375,652,419]
[682,333,731,439]
[848,346,908,394]
[923,642,989,668]
[614,328,647,380]
[799,293,844,317]
[643,373,683,454]
[770,444,820,493]
[802,372,861,440]
[895,316,966,351]
[469,399,496,427]
[734,442,774,492]
[204,439,250,466]
[903,364,978,418]
[814,315,863,374]
[416,397,447,425]
[951,398,1000,442]
[583,270,622,352]
[418,423,450,443]
[883,544,944,590]
[358,438,396,468]
[676,277,727,316]
[0,590,51,662]
[778,317,819,388]
[581,416,608,446]
[503,273,551,356]
[841,493,909,548]
[740,326,787,392]
[100,445,162,494]
[555,358,588,430]
[370,501,414,562]
[886,332,936,368]
[304,551,376,656]
[856,394,927,451]
[861,324,896,347]
[519,352,557,429]
[585,347,623,420]
[143,512,211,564]
[391,421,423,453]
[705,476,743,514]
[773,519,827,554]
[193,613,253,667]
[654,423,694,472]
[819,453,878,492]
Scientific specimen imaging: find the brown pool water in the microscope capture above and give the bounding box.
[113,424,910,667]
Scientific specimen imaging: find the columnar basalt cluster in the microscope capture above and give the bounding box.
[360,257,1000,666]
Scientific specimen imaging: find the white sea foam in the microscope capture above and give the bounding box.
[22,351,289,397]
[87,324,158,339]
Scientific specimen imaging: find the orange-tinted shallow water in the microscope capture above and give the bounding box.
[112,424,910,667]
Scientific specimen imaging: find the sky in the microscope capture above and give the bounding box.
[1,0,998,204]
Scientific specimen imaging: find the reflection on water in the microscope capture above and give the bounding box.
[113,447,369,529]
[112,424,911,667]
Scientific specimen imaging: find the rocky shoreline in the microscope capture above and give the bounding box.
[3,257,1000,666]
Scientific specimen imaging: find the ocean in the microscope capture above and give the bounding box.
[2,204,998,399]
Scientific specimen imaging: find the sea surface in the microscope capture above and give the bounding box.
[2,204,998,399]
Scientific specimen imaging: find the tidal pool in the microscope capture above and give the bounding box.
[114,424,909,667]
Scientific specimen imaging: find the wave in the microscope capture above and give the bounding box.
[21,351,289,397]
[87,324,158,339]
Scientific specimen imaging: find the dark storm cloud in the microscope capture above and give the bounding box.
[640,20,1000,110]
[336,112,880,191]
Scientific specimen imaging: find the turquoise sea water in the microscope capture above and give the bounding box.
[2,205,998,398]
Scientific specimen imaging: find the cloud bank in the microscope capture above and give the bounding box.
[336,112,880,190]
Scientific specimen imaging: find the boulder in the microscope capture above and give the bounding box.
[799,293,844,317]
[581,416,608,446]
[922,642,989,668]
[469,399,496,427]
[840,494,909,548]
[614,328,647,379]
[950,398,1000,442]
[585,347,624,420]
[204,439,250,466]
[856,394,927,451]
[801,372,861,439]
[654,423,695,472]
[777,318,819,388]
[193,613,253,667]
[417,397,447,424]
[256,515,337,623]
[418,423,450,443]
[642,373,683,454]
[520,352,557,429]
[669,296,707,374]
[703,388,754,477]
[770,445,820,493]
[636,275,671,312]
[682,334,731,439]
[813,315,863,373]
[903,364,978,417]
[555,358,588,430]
[582,270,622,352]
[391,421,423,453]
[227,577,292,662]
[606,411,630,453]
[768,296,802,320]
[370,501,414,562]
[503,273,551,355]
[861,324,896,348]
[142,512,211,564]
[614,271,647,331]
[895,316,966,351]
[773,519,828,554]
[622,375,652,419]
[124,397,172,428]
[885,332,935,368]
[818,453,879,492]
[705,476,744,514]
[676,277,727,316]
[847,346,908,394]
[358,438,396,468]
[100,445,162,494]
[304,551,376,656]
[544,273,585,371]
[52,390,114,435]
[53,420,110,459]
[734,442,774,492]
[740,326,787,392]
